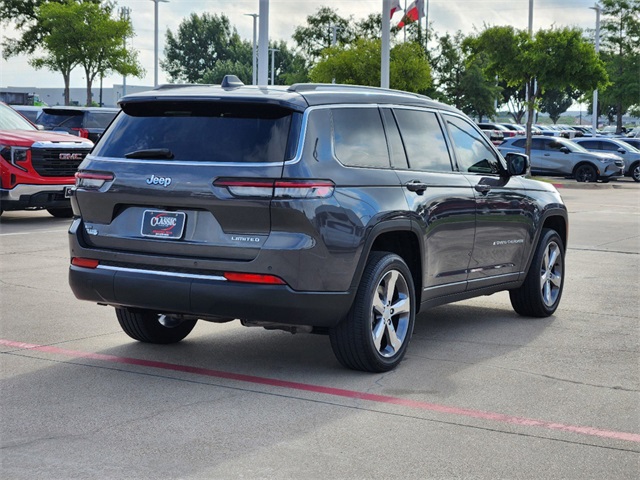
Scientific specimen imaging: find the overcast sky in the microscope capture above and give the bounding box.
[1,0,600,89]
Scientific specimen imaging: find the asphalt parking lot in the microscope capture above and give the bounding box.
[1,182,638,479]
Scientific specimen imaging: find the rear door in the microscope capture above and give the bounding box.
[74,100,301,262]
[383,107,476,298]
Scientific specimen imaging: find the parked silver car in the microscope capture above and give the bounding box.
[573,137,640,182]
[499,136,624,182]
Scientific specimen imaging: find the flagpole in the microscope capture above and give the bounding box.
[381,0,390,88]
[403,0,407,43]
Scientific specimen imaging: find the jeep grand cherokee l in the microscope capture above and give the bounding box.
[68,78,568,372]
[1,102,93,217]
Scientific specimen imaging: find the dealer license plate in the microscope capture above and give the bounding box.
[141,210,186,239]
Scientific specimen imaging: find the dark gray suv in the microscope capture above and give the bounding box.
[68,78,568,372]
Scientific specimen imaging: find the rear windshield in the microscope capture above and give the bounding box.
[39,111,83,129]
[85,112,118,128]
[92,101,300,163]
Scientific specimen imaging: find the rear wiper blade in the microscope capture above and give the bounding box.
[125,148,174,159]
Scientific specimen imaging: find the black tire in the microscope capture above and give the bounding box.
[115,307,197,344]
[47,207,73,218]
[630,162,640,182]
[509,228,565,317]
[574,164,597,183]
[329,252,416,372]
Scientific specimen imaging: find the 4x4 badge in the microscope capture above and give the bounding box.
[146,174,172,187]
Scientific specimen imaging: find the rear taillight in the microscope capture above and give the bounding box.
[223,272,286,285]
[75,171,114,190]
[274,180,334,199]
[214,179,335,199]
[71,128,90,138]
[71,257,99,269]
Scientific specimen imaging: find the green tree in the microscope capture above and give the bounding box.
[2,0,142,106]
[598,0,640,133]
[310,38,431,93]
[465,26,608,155]
[28,1,82,105]
[429,32,466,107]
[162,13,250,83]
[459,59,501,121]
[68,1,143,105]
[292,7,355,63]
[540,88,576,124]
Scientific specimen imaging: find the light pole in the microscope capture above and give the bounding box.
[381,0,391,89]
[244,14,258,85]
[151,0,168,88]
[328,24,340,83]
[120,6,131,96]
[590,3,602,135]
[258,0,269,86]
[269,48,279,85]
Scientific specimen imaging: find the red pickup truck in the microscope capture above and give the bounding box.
[1,102,93,217]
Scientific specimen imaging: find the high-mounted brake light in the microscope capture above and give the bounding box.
[71,257,99,269]
[223,272,286,285]
[214,178,334,199]
[75,171,114,189]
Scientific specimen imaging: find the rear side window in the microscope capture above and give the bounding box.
[513,139,526,148]
[331,108,390,168]
[578,140,599,149]
[393,109,452,171]
[93,101,298,163]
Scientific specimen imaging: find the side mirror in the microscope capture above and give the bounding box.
[617,148,626,154]
[505,152,529,176]
[560,146,571,154]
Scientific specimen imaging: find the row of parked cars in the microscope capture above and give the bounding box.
[478,122,640,183]
[0,103,118,217]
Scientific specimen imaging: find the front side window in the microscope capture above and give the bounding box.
[443,114,502,174]
[93,101,297,163]
[393,109,452,172]
[332,108,389,168]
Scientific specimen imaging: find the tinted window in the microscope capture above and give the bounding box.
[332,108,389,168]
[601,142,620,151]
[93,101,296,163]
[513,138,526,148]
[39,111,82,129]
[444,114,502,174]
[394,109,452,171]
[578,140,600,149]
[381,109,408,168]
[531,138,546,150]
[85,112,118,128]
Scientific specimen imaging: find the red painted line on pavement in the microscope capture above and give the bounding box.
[2,338,639,444]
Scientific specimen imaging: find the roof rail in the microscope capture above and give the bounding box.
[153,83,213,91]
[287,83,431,100]
[287,83,386,93]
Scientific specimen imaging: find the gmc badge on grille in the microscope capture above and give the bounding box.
[59,153,83,160]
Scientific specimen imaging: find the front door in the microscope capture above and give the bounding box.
[441,113,529,290]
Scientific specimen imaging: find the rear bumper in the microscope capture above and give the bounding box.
[69,264,354,327]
